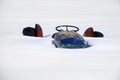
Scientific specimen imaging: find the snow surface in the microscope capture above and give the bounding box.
[0,0,120,80]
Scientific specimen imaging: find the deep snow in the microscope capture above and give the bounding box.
[0,0,120,80]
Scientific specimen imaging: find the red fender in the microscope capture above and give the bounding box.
[35,24,43,37]
[83,27,94,37]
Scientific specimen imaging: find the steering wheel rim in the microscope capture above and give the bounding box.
[56,25,79,32]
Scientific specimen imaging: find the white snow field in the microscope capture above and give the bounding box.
[0,0,120,80]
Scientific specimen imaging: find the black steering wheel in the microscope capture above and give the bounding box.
[56,25,79,32]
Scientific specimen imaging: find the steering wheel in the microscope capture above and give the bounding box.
[56,25,79,32]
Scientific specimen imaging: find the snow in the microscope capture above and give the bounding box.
[0,0,120,80]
